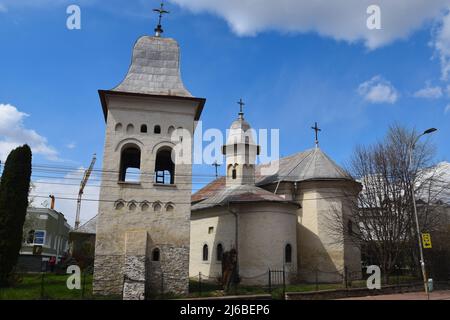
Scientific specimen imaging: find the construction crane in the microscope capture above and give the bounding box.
[75,154,97,230]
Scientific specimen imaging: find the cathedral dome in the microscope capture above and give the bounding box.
[113,36,192,97]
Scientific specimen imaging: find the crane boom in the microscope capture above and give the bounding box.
[75,154,97,229]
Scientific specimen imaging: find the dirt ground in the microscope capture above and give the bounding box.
[338,290,450,300]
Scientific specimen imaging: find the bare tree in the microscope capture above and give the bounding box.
[327,124,445,281]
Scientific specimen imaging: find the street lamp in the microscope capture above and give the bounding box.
[408,128,437,299]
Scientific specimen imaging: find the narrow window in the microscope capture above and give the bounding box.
[119,146,141,183]
[155,147,175,185]
[152,248,160,262]
[232,168,237,180]
[140,125,148,133]
[202,244,209,261]
[208,227,214,234]
[217,244,223,262]
[154,125,161,134]
[126,124,134,134]
[115,123,123,132]
[285,244,292,263]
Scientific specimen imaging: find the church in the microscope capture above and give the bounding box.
[92,6,361,299]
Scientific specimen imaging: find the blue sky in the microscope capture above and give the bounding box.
[0,0,449,225]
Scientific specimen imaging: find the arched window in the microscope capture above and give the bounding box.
[119,145,141,183]
[232,167,237,180]
[216,244,224,262]
[140,125,148,133]
[115,123,123,132]
[165,203,175,212]
[155,147,175,185]
[154,125,161,134]
[285,244,292,264]
[152,248,160,262]
[168,126,175,136]
[141,202,150,212]
[126,124,134,134]
[202,244,209,261]
[153,202,162,212]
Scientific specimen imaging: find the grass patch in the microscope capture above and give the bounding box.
[0,273,118,300]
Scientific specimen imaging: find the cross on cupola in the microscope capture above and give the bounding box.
[237,98,245,119]
[311,122,322,147]
[153,2,170,37]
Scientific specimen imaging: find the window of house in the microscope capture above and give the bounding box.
[154,125,161,134]
[33,230,46,245]
[155,147,175,185]
[119,145,141,183]
[285,244,292,264]
[217,244,224,262]
[141,125,148,133]
[202,244,209,261]
[152,248,160,262]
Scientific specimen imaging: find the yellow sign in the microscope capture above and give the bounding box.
[422,233,432,249]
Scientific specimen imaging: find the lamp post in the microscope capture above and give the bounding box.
[408,128,437,299]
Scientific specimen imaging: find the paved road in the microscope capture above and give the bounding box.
[339,290,450,300]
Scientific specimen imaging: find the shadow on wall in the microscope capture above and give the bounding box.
[297,224,343,283]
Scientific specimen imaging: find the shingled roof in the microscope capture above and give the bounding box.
[113,36,192,97]
[255,147,352,186]
[192,148,353,204]
[191,184,298,211]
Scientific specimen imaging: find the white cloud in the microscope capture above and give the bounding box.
[66,142,76,150]
[413,85,443,99]
[0,104,58,161]
[432,9,450,80]
[358,76,399,104]
[445,104,450,113]
[170,0,450,49]
[31,168,99,228]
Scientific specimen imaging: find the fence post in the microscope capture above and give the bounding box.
[282,266,286,297]
[315,268,319,291]
[198,272,202,297]
[82,269,86,299]
[161,272,164,298]
[344,266,348,289]
[268,269,272,294]
[40,272,45,299]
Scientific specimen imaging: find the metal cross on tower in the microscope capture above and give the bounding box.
[311,122,322,147]
[237,98,245,119]
[212,161,221,178]
[153,2,170,37]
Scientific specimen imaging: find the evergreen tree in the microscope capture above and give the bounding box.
[0,145,32,286]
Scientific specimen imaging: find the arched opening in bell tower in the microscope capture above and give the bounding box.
[119,145,141,183]
[155,147,175,185]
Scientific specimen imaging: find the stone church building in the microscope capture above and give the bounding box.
[93,20,361,299]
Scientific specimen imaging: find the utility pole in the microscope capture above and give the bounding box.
[408,128,437,300]
[75,154,97,230]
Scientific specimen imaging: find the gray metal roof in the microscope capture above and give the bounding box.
[191,184,297,211]
[255,147,352,185]
[113,36,192,97]
[72,215,97,234]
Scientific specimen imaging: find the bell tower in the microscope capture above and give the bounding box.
[93,7,205,299]
[222,100,260,187]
